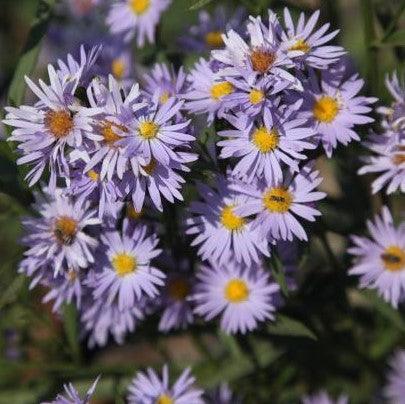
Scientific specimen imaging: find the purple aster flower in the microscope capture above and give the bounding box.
[191,259,279,334]
[69,162,121,219]
[156,256,195,332]
[212,13,301,88]
[80,291,145,347]
[184,57,234,123]
[121,151,197,212]
[301,391,348,404]
[218,104,315,182]
[42,268,84,312]
[106,0,171,47]
[19,188,100,278]
[83,76,147,180]
[3,49,102,188]
[302,66,377,157]
[206,383,242,404]
[358,132,405,194]
[120,96,194,166]
[42,376,100,404]
[224,74,292,117]
[348,206,405,308]
[280,8,345,69]
[92,219,164,310]
[179,5,246,53]
[186,173,270,266]
[377,71,405,132]
[384,350,405,403]
[143,63,188,106]
[127,365,204,404]
[231,165,326,242]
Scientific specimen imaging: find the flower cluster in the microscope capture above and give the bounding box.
[3,4,376,351]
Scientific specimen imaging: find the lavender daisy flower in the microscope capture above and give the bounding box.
[83,76,146,180]
[81,292,145,347]
[20,188,100,277]
[301,391,348,404]
[377,71,405,131]
[127,365,204,404]
[4,54,102,187]
[224,74,292,117]
[348,206,405,308]
[206,383,242,404]
[384,350,405,403]
[186,173,270,266]
[69,162,121,219]
[122,151,197,212]
[212,13,301,88]
[358,133,405,194]
[120,96,194,166]
[179,5,246,52]
[232,165,326,242]
[303,67,377,157]
[106,0,171,47]
[42,376,100,404]
[157,256,194,332]
[218,104,315,182]
[184,58,235,123]
[42,269,84,312]
[280,8,345,69]
[92,219,164,310]
[143,63,188,106]
[191,260,279,334]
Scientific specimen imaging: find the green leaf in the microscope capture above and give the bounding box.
[361,289,405,333]
[267,314,317,340]
[269,254,289,297]
[63,303,82,364]
[7,0,56,107]
[381,30,405,46]
[189,0,213,10]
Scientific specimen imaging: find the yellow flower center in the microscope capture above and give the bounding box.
[210,81,234,100]
[205,31,224,48]
[289,39,311,53]
[313,96,339,123]
[168,278,190,300]
[250,49,276,74]
[139,121,159,139]
[45,110,74,138]
[112,253,137,277]
[220,205,245,231]
[127,203,143,220]
[252,127,279,153]
[392,151,405,166]
[87,170,99,182]
[381,245,405,272]
[111,58,125,79]
[130,0,150,15]
[156,395,173,404]
[159,91,170,104]
[101,121,128,146]
[263,187,293,213]
[54,216,78,245]
[249,89,265,105]
[224,278,249,303]
[142,158,157,175]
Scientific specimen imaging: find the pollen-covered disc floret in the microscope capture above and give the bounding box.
[348,207,405,308]
[127,365,204,404]
[191,260,279,334]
